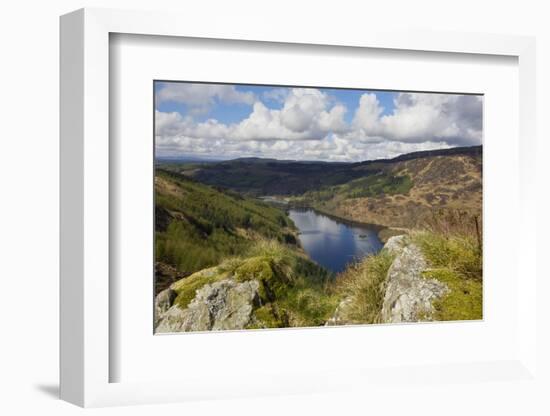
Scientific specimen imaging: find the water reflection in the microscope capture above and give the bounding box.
[288,209,383,274]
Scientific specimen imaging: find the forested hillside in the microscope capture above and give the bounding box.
[155,170,297,293]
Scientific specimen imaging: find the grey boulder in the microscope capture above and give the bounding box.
[380,241,448,323]
[156,279,260,333]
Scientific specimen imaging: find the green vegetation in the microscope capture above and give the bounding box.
[332,251,395,324]
[155,169,297,278]
[171,267,225,310]
[412,231,482,281]
[160,146,480,198]
[422,269,482,321]
[155,147,483,329]
[220,241,337,328]
[170,240,338,328]
[165,159,365,196]
[344,174,413,198]
[296,173,412,207]
[412,230,482,321]
[327,229,482,324]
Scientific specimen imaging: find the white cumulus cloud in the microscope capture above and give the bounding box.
[156,88,348,143]
[352,92,482,146]
[156,83,256,115]
[155,86,482,161]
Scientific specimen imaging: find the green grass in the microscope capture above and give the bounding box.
[412,232,482,281]
[332,250,395,324]
[277,285,340,327]
[422,269,482,321]
[412,231,482,321]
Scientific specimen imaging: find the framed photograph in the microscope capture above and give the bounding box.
[152,80,484,334]
[60,8,538,407]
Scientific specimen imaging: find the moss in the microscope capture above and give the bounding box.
[171,267,227,310]
[232,241,321,302]
[422,269,482,321]
[248,305,285,329]
[234,257,275,282]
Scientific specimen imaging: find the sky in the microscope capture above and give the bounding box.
[154,81,483,162]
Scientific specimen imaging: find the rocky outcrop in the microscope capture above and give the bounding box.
[156,279,260,333]
[380,236,448,323]
[383,234,408,255]
[154,288,177,328]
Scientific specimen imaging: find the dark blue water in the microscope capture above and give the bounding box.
[288,209,383,274]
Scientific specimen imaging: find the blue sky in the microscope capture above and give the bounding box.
[155,82,396,125]
[154,81,482,162]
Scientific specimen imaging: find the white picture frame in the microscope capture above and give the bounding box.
[60,7,538,407]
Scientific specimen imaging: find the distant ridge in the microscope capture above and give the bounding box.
[227,145,482,165]
[157,145,482,166]
[226,157,348,165]
[355,145,482,166]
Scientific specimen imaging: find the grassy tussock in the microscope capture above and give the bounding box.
[412,230,482,321]
[412,232,482,281]
[332,251,395,324]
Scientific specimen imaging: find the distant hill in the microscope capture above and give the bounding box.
[356,145,481,165]
[299,149,482,228]
[161,145,482,229]
[163,145,480,194]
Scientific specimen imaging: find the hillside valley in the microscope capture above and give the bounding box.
[160,145,482,230]
[154,145,483,332]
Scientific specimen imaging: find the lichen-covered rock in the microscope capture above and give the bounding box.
[381,242,448,323]
[154,288,177,328]
[156,279,260,333]
[383,234,408,255]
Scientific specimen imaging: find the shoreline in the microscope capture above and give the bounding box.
[286,203,408,243]
[258,196,409,244]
